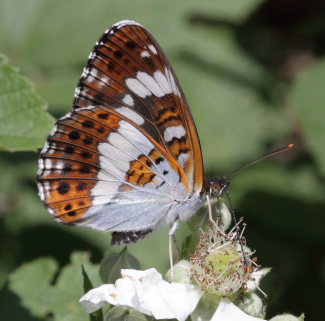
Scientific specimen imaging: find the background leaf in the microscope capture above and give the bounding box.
[82,265,104,321]
[0,54,54,151]
[6,252,101,321]
[99,247,140,284]
[8,257,58,318]
[290,59,325,175]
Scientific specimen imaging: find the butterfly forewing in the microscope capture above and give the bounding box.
[73,21,203,190]
[37,20,204,234]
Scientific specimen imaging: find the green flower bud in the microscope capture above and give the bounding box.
[269,314,305,321]
[237,292,265,318]
[166,260,192,284]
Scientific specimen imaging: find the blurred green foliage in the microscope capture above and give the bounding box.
[0,0,324,320]
[0,54,54,151]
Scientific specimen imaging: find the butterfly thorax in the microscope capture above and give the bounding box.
[205,176,230,197]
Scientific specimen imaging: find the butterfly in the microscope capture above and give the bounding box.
[37,20,229,248]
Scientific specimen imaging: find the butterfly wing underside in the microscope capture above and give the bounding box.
[37,20,204,240]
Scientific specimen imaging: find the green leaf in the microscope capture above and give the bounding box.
[99,247,140,284]
[0,54,54,151]
[50,252,101,321]
[8,252,101,321]
[81,265,103,321]
[82,265,95,293]
[290,59,325,175]
[8,257,59,318]
[105,306,148,321]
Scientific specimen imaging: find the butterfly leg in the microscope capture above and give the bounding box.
[172,233,181,262]
[206,195,226,236]
[224,192,249,267]
[169,219,179,280]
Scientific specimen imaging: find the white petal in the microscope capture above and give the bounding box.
[79,284,116,313]
[211,299,266,321]
[144,282,203,321]
[122,267,163,285]
[114,278,150,315]
[246,268,271,292]
[121,268,162,283]
[80,268,203,321]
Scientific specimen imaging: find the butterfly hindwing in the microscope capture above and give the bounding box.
[38,106,185,223]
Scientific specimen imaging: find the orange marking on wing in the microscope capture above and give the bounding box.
[58,206,91,223]
[47,180,94,203]
[40,177,95,223]
[156,108,180,126]
[66,109,121,138]
[126,154,156,186]
[167,138,189,157]
[49,197,93,223]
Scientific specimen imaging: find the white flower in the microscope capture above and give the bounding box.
[80,267,271,321]
[80,268,203,321]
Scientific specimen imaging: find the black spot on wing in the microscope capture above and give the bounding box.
[64,146,75,154]
[82,120,94,128]
[77,182,87,191]
[69,130,80,140]
[79,165,91,174]
[81,151,92,159]
[125,41,136,49]
[83,137,93,145]
[64,204,72,211]
[58,182,70,194]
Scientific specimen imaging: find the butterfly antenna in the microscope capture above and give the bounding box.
[228,144,294,177]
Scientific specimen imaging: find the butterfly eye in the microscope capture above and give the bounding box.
[208,177,230,197]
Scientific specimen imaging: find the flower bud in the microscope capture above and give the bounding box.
[269,313,305,321]
[166,260,192,284]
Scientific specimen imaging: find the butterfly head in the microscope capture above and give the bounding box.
[206,176,230,197]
